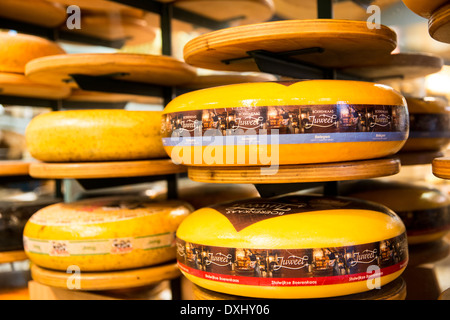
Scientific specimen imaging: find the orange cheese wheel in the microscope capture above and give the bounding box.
[0,32,65,74]
[401,96,450,152]
[340,180,450,245]
[176,195,408,299]
[25,110,167,162]
[23,196,193,271]
[162,80,409,166]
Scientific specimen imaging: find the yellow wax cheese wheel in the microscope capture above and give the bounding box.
[176,195,408,299]
[162,80,409,166]
[23,196,193,271]
[25,110,167,162]
[402,0,448,18]
[0,32,65,74]
[339,180,450,245]
[402,96,450,152]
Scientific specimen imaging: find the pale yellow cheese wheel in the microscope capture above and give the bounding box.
[162,80,409,166]
[401,96,450,152]
[0,32,65,74]
[23,196,193,271]
[176,195,408,299]
[25,110,167,162]
[402,0,448,18]
[340,180,450,245]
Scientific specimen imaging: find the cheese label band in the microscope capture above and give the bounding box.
[408,113,450,139]
[23,232,175,257]
[162,104,408,146]
[397,206,450,236]
[176,234,408,287]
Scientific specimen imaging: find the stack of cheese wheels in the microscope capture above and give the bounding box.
[176,194,408,299]
[25,109,167,162]
[23,196,193,271]
[161,80,409,166]
[340,179,450,245]
[401,96,450,152]
[402,0,450,43]
[0,32,70,99]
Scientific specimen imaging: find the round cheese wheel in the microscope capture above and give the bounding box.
[162,80,409,166]
[25,110,167,162]
[0,32,65,74]
[401,96,450,152]
[340,180,450,245]
[176,195,408,299]
[402,0,448,18]
[23,196,193,271]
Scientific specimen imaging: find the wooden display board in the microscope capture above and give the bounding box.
[29,159,186,179]
[25,53,197,88]
[432,157,450,179]
[342,53,444,81]
[30,262,180,291]
[0,73,71,100]
[183,19,397,72]
[0,250,28,264]
[187,157,401,184]
[429,3,450,44]
[0,160,32,177]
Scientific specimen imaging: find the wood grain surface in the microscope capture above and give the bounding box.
[429,3,450,44]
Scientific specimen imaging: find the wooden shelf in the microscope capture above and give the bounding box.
[0,161,32,177]
[29,159,186,180]
[429,3,450,44]
[0,250,28,264]
[432,157,450,179]
[187,157,401,184]
[30,262,180,291]
[397,150,444,166]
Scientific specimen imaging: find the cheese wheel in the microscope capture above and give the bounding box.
[176,195,408,299]
[0,32,65,74]
[402,97,450,152]
[162,80,409,166]
[340,180,450,245]
[23,196,193,271]
[402,0,448,18]
[25,110,167,162]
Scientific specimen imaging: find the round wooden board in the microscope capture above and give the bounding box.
[429,3,450,44]
[341,53,444,81]
[183,19,397,72]
[273,0,399,20]
[193,276,406,300]
[439,287,450,300]
[64,89,163,105]
[187,157,401,184]
[173,0,275,26]
[30,262,180,291]
[0,73,71,99]
[183,72,277,89]
[408,239,450,268]
[50,0,144,17]
[0,250,28,264]
[0,0,67,28]
[432,157,450,179]
[60,14,156,46]
[0,160,32,176]
[29,159,186,179]
[25,53,197,88]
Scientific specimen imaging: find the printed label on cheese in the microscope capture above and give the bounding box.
[397,206,450,236]
[176,232,408,287]
[210,196,395,232]
[409,113,450,139]
[161,104,408,146]
[23,232,175,256]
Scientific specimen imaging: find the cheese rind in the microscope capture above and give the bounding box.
[23,196,192,271]
[162,80,409,166]
[25,110,167,162]
[176,195,408,299]
[0,32,65,74]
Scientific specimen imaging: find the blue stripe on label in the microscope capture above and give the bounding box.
[162,132,408,147]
